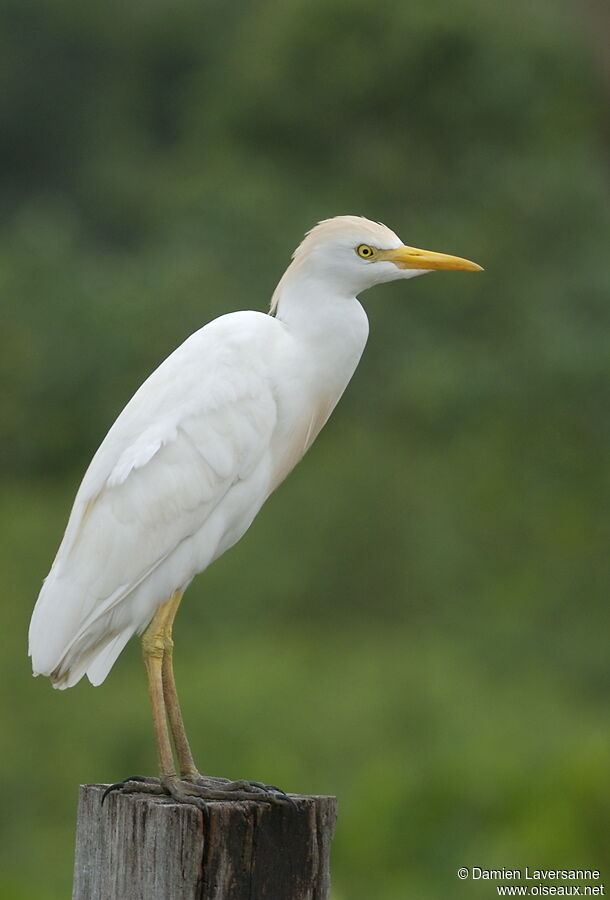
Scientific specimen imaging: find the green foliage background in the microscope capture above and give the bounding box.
[1,0,608,897]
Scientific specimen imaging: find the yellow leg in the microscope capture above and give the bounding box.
[160,590,200,780]
[103,591,289,807]
[141,596,179,779]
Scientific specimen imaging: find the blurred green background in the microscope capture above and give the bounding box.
[1,0,609,897]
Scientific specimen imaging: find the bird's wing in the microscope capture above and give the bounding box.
[29,312,280,680]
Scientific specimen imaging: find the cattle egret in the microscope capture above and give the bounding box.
[29,216,482,806]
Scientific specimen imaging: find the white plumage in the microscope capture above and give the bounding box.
[29,216,481,693]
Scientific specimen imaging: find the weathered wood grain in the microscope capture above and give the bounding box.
[72,784,337,900]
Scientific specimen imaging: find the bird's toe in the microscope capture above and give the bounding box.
[185,774,295,806]
[100,773,294,808]
[101,775,163,804]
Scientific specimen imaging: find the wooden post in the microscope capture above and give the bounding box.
[72,784,337,900]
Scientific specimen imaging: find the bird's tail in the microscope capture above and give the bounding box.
[47,629,133,689]
[29,571,137,689]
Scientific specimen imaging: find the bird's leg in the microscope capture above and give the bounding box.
[104,592,291,807]
[160,590,291,803]
[103,596,184,803]
[103,594,292,807]
[142,596,179,783]
[160,589,199,780]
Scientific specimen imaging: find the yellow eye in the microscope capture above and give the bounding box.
[357,244,375,259]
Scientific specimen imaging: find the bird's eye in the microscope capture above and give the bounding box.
[357,244,375,259]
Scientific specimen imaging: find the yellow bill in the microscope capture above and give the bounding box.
[379,245,483,272]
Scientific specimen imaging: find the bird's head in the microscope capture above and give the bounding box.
[270,215,482,312]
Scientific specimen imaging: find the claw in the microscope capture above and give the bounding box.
[238,781,297,807]
[101,775,161,805]
[101,784,119,805]
[247,780,287,794]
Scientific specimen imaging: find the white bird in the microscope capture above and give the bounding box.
[29,215,482,805]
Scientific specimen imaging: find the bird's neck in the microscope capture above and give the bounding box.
[272,270,369,359]
[266,272,369,485]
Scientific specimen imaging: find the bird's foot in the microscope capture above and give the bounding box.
[188,772,295,805]
[102,773,294,808]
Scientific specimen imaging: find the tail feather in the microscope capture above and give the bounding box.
[85,630,132,686]
[49,628,134,689]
